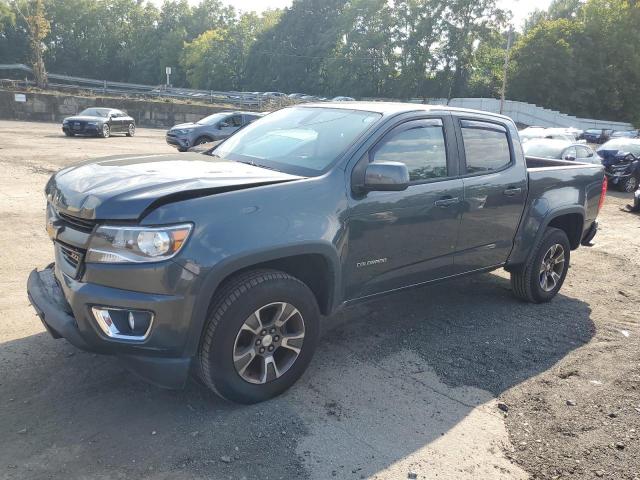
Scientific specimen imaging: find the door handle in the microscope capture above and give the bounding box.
[503,187,522,197]
[434,197,460,207]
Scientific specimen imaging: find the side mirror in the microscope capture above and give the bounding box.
[218,122,229,129]
[363,162,410,192]
[564,154,576,161]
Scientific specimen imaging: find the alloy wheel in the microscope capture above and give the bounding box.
[539,244,565,292]
[232,302,305,384]
[624,176,637,192]
[102,124,110,138]
[128,124,135,136]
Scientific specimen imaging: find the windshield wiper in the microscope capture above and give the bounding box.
[235,160,281,172]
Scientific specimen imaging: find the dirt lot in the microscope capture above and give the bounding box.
[0,120,638,480]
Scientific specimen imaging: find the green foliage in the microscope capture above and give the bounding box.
[0,0,637,124]
[511,0,640,124]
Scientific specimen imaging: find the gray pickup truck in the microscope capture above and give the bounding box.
[27,103,606,403]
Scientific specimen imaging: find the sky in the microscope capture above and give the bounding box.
[217,0,553,29]
[148,0,553,30]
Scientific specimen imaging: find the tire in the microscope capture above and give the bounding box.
[619,175,638,193]
[64,131,74,137]
[126,123,136,137]
[511,227,571,303]
[177,147,188,153]
[100,123,110,138]
[199,269,320,404]
[194,136,212,146]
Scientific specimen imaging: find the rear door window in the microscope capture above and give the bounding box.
[460,120,512,174]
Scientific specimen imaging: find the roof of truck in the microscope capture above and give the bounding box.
[302,101,513,122]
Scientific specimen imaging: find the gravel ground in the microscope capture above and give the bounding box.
[0,120,638,480]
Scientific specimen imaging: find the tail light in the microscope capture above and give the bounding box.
[598,176,607,212]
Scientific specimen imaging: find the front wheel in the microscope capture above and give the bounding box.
[100,123,110,138]
[126,123,136,137]
[511,227,571,303]
[619,175,638,193]
[199,269,320,403]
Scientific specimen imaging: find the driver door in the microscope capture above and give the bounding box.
[343,116,464,300]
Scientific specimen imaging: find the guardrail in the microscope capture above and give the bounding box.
[0,63,294,110]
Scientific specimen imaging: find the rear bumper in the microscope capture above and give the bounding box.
[27,265,192,389]
[581,220,598,246]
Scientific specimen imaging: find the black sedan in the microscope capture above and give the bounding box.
[580,128,613,144]
[62,108,135,138]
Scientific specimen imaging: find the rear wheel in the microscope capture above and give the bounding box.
[199,269,320,404]
[100,124,110,138]
[126,123,136,137]
[511,227,571,303]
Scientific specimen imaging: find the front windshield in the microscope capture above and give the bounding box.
[79,108,110,117]
[212,107,381,176]
[598,139,640,155]
[198,113,228,125]
[523,142,565,159]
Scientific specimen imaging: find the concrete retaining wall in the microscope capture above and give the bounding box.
[0,89,250,128]
[426,97,634,131]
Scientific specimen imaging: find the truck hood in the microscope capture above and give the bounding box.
[46,153,304,220]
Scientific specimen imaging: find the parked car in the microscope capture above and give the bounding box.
[523,139,599,163]
[519,127,575,143]
[262,92,286,98]
[28,103,605,404]
[580,128,613,144]
[611,129,640,139]
[597,139,640,192]
[287,93,306,99]
[166,111,262,152]
[62,108,135,138]
[332,96,356,101]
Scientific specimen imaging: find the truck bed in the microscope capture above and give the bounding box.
[525,156,600,170]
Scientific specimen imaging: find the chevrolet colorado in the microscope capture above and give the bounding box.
[27,103,606,403]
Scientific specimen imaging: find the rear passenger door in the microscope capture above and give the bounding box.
[344,116,464,300]
[454,118,527,272]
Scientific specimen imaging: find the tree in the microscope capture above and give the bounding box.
[13,0,49,87]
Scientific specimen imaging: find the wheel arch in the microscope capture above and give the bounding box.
[506,205,585,272]
[183,245,342,357]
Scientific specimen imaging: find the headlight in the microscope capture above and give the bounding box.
[174,128,195,135]
[86,224,192,264]
[87,121,99,126]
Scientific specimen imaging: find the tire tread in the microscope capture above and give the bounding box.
[198,269,305,400]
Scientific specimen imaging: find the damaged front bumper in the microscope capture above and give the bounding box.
[26,264,193,389]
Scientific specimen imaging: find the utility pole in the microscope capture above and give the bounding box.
[165,66,172,88]
[500,26,513,115]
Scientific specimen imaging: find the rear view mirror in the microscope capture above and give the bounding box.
[363,162,410,192]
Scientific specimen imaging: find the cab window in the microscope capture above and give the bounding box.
[460,120,512,174]
[371,120,448,182]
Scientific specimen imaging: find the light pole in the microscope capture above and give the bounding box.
[500,27,513,115]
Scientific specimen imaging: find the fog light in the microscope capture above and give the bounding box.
[91,307,154,341]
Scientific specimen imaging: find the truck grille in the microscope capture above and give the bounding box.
[58,242,85,272]
[58,212,96,233]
